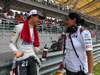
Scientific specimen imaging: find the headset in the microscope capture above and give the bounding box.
[66,25,78,34]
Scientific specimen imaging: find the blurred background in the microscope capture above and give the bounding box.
[0,0,100,75]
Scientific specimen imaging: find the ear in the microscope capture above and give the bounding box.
[73,18,76,23]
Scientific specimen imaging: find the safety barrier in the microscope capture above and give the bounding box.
[0,44,100,75]
[39,44,100,75]
[93,44,100,65]
[39,51,65,75]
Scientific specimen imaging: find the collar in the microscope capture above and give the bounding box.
[29,24,34,28]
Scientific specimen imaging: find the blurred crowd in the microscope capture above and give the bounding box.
[0,9,27,30]
[0,9,98,35]
[0,9,65,33]
[0,0,100,33]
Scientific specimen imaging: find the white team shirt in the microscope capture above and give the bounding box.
[9,23,40,63]
[63,26,93,73]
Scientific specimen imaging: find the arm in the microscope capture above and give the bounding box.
[58,36,62,41]
[59,62,64,70]
[60,46,63,51]
[81,30,94,74]
[34,47,43,55]
[86,50,94,73]
[9,26,19,51]
[9,26,24,58]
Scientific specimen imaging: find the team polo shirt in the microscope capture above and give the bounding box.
[63,26,93,73]
[9,24,40,62]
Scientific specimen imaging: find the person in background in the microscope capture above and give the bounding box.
[8,11,15,30]
[58,32,66,51]
[0,15,2,29]
[9,9,45,75]
[59,12,94,75]
[39,21,43,33]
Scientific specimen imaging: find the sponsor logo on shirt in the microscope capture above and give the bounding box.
[10,40,13,43]
[84,34,90,38]
[12,34,15,37]
[22,41,34,45]
[14,26,16,29]
[32,34,34,40]
[86,45,92,48]
[72,34,77,38]
[85,42,92,45]
[85,39,91,41]
[22,34,34,45]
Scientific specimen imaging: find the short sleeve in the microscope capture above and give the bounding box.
[80,30,93,51]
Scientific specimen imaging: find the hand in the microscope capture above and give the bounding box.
[46,51,48,57]
[38,50,43,55]
[13,51,24,58]
[60,46,63,51]
[59,62,64,71]
[38,50,48,57]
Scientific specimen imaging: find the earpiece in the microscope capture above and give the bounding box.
[66,25,78,34]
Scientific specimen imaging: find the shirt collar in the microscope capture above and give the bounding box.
[29,24,34,27]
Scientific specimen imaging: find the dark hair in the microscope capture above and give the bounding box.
[79,19,85,25]
[68,12,85,25]
[27,16,31,20]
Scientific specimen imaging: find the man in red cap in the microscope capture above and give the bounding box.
[9,9,45,75]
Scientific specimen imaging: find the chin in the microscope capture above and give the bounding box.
[36,23,38,25]
[35,22,38,25]
[67,26,70,27]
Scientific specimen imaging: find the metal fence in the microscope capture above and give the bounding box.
[0,18,65,33]
[93,44,100,65]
